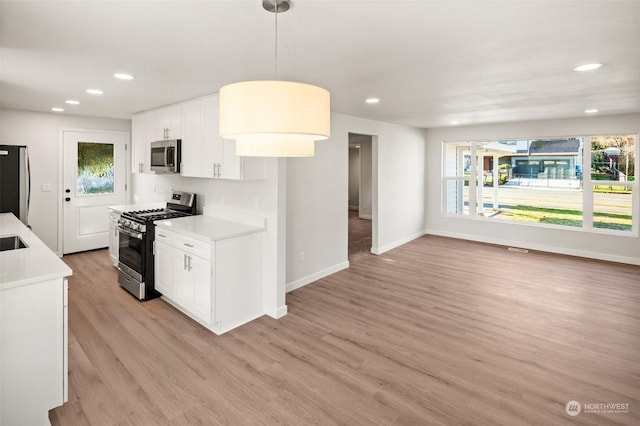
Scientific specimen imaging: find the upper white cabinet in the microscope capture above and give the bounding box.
[132,94,264,178]
[131,111,154,174]
[180,94,264,180]
[155,105,182,140]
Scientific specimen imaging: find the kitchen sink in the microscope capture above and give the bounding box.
[0,235,28,252]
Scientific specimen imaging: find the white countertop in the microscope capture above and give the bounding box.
[0,213,72,290]
[155,215,265,242]
[108,202,164,214]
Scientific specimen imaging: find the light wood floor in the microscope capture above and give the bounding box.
[348,209,372,259]
[51,236,640,425]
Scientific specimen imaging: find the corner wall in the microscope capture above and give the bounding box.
[286,112,426,291]
[425,113,640,265]
[0,109,131,251]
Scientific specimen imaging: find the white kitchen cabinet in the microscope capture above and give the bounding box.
[1,214,71,426]
[155,229,213,324]
[131,111,154,173]
[155,104,182,140]
[154,215,264,334]
[180,94,265,180]
[174,251,212,324]
[108,210,120,266]
[154,230,174,297]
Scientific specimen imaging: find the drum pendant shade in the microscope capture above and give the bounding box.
[219,80,330,157]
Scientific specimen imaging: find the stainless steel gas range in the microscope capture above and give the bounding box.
[117,190,197,300]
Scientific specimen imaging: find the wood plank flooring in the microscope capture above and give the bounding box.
[51,236,640,425]
[348,209,372,259]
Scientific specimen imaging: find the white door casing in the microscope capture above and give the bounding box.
[62,131,127,254]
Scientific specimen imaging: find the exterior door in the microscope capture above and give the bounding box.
[63,131,127,254]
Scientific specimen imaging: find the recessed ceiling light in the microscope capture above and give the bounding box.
[65,99,80,105]
[51,107,64,112]
[573,63,603,72]
[450,121,460,125]
[585,108,599,114]
[365,98,380,104]
[86,88,103,95]
[113,73,134,80]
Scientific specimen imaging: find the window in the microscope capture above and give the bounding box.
[443,135,637,234]
[77,142,115,195]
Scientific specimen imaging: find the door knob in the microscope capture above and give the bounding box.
[65,197,71,202]
[65,189,71,193]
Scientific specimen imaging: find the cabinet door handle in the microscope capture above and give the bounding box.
[218,163,222,177]
[158,233,166,238]
[184,243,194,248]
[184,253,188,270]
[187,255,192,271]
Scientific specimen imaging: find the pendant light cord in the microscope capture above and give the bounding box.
[274,1,279,80]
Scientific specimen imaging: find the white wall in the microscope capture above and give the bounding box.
[348,147,360,209]
[129,158,287,318]
[425,113,640,265]
[358,136,373,219]
[286,112,426,291]
[0,109,131,251]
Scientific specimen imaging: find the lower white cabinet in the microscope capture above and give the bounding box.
[173,250,212,323]
[1,277,68,426]
[108,210,120,267]
[154,224,264,334]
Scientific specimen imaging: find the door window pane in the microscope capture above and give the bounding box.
[77,142,114,195]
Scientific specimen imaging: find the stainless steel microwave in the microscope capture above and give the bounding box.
[150,139,181,173]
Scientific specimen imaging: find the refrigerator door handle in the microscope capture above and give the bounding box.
[25,148,31,227]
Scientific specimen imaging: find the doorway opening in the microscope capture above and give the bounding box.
[348,133,373,259]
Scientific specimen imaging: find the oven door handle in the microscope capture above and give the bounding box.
[117,226,143,240]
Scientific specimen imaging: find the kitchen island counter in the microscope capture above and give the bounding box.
[1,212,71,426]
[0,213,72,290]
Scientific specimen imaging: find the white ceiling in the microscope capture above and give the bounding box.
[2,0,639,128]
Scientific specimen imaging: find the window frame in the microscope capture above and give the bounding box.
[441,134,638,237]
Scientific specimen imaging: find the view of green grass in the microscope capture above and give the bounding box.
[593,184,633,194]
[498,205,632,231]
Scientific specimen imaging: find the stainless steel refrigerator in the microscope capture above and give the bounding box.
[0,145,30,226]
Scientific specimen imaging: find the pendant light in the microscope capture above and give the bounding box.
[219,0,330,157]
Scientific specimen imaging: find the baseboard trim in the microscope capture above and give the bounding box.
[425,228,640,266]
[264,304,288,319]
[372,230,427,255]
[359,214,372,220]
[286,261,350,293]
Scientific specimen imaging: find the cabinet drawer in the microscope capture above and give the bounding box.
[155,228,211,260]
[174,234,211,260]
[155,228,176,244]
